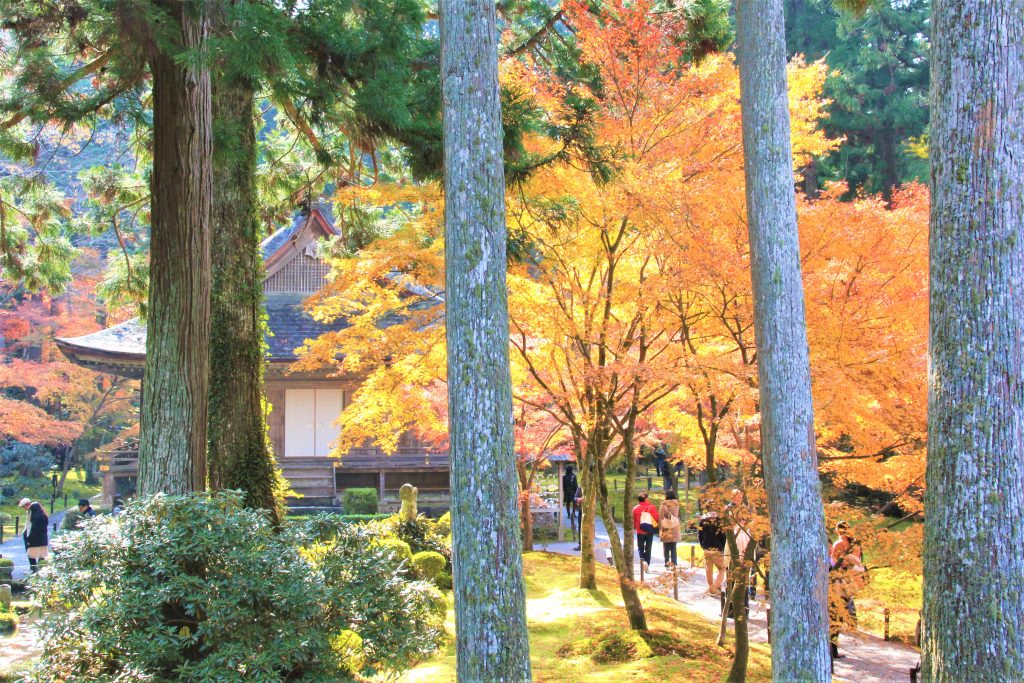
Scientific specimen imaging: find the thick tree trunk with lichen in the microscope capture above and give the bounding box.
[923,1,1024,679]
[138,0,212,495]
[439,0,531,677]
[735,2,831,680]
[207,31,285,523]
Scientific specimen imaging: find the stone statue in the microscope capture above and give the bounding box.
[399,483,418,522]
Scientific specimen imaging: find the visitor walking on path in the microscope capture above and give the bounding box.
[632,492,659,567]
[698,511,727,597]
[659,490,681,567]
[19,498,48,572]
[562,466,578,523]
[829,520,866,660]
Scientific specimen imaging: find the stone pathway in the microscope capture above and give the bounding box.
[541,516,921,683]
[0,618,41,670]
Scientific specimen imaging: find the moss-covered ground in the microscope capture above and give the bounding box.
[403,551,772,682]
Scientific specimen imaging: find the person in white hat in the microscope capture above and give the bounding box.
[19,498,49,572]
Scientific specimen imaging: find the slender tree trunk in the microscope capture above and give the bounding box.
[621,437,638,577]
[139,0,213,495]
[923,1,1024,679]
[735,2,830,680]
[578,458,599,589]
[439,0,531,676]
[597,456,647,630]
[726,529,758,683]
[208,45,284,523]
[517,460,534,551]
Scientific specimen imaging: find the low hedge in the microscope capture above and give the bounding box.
[373,538,413,569]
[342,488,378,515]
[412,551,446,583]
[0,612,16,635]
[338,514,390,524]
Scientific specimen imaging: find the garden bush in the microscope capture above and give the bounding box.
[0,611,16,635]
[436,511,451,536]
[312,523,447,675]
[331,630,364,675]
[0,558,13,580]
[376,515,452,568]
[25,492,445,682]
[412,551,446,583]
[373,537,414,569]
[342,487,378,515]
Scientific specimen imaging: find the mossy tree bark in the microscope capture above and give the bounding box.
[596,456,647,631]
[735,1,831,680]
[207,8,285,523]
[138,0,212,495]
[577,444,599,590]
[439,0,532,677]
[923,1,1024,679]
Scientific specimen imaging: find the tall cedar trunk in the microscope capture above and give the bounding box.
[208,61,284,523]
[139,0,212,495]
[597,456,647,630]
[923,1,1024,679]
[735,2,831,680]
[439,0,532,677]
[578,456,599,589]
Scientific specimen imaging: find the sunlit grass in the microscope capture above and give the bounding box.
[401,551,772,682]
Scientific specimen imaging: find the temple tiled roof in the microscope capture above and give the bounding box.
[264,293,348,360]
[261,201,336,262]
[56,293,346,364]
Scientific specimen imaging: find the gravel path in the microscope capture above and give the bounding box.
[540,516,920,683]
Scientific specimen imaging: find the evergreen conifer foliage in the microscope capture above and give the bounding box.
[784,0,930,201]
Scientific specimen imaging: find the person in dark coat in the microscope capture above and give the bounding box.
[19,498,49,572]
[77,498,96,518]
[562,466,578,522]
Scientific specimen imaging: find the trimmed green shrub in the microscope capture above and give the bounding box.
[0,558,13,580]
[379,516,452,568]
[0,559,13,568]
[412,551,446,583]
[435,571,453,590]
[435,511,451,536]
[313,523,447,673]
[373,538,413,569]
[339,513,390,524]
[0,612,16,635]
[331,630,364,675]
[342,487,378,515]
[26,492,445,682]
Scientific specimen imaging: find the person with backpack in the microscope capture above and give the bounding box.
[658,490,682,567]
[632,492,659,567]
[698,512,728,597]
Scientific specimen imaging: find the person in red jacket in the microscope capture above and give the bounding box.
[632,492,659,567]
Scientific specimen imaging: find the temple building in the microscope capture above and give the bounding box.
[55,203,450,511]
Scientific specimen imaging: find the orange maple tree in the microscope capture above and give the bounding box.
[0,252,136,489]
